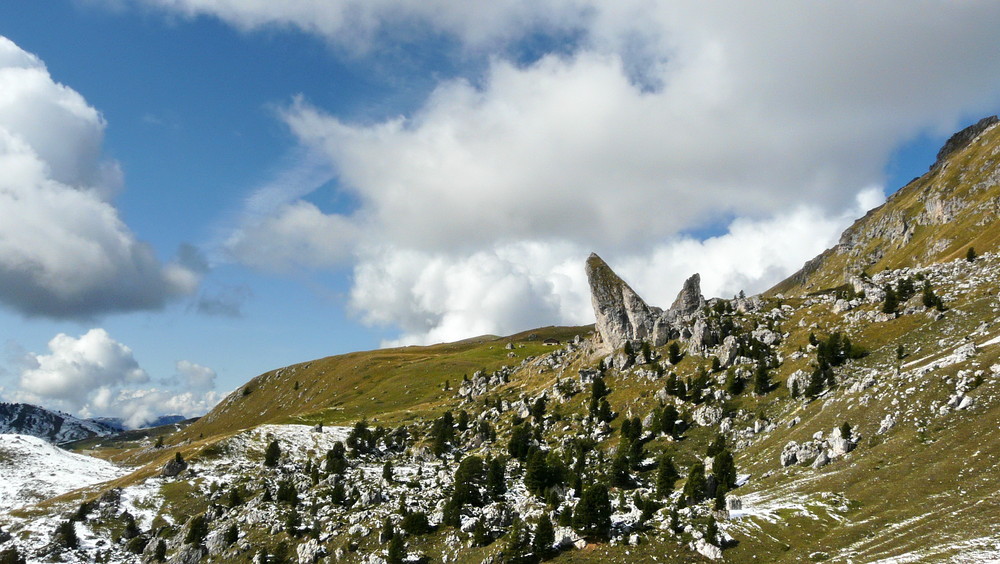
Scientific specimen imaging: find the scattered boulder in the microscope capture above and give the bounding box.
[692,405,724,427]
[161,455,188,478]
[877,413,896,435]
[166,545,207,564]
[692,538,723,560]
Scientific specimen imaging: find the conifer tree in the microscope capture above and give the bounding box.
[153,539,166,561]
[532,515,557,560]
[224,523,239,545]
[184,514,208,545]
[383,460,394,482]
[753,363,771,395]
[882,284,898,314]
[967,246,977,262]
[712,448,737,491]
[610,448,631,489]
[682,462,707,505]
[500,518,533,564]
[655,454,679,498]
[386,533,406,564]
[54,520,78,549]
[264,439,281,467]
[325,442,348,474]
[572,483,612,540]
[508,422,533,461]
[486,457,507,499]
[472,518,490,547]
[706,516,719,546]
[668,341,683,365]
[660,404,678,437]
[596,398,614,422]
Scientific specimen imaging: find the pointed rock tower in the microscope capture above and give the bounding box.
[585,253,705,352]
[585,253,660,351]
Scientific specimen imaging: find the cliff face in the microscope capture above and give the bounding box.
[771,116,1000,295]
[585,253,705,352]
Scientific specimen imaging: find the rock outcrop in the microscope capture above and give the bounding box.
[670,273,705,317]
[586,253,706,352]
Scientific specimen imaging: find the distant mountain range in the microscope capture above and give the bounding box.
[0,402,185,445]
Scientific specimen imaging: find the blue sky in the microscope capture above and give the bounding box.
[1,1,999,426]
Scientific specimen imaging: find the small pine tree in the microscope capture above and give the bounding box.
[705,516,719,546]
[386,533,406,564]
[682,462,707,505]
[501,518,532,563]
[668,341,683,365]
[597,398,614,422]
[753,364,771,395]
[54,520,78,549]
[840,421,853,440]
[401,510,431,535]
[285,508,301,537]
[486,457,507,499]
[573,483,612,540]
[711,448,737,490]
[383,460,394,482]
[967,247,977,262]
[224,523,239,545]
[882,284,898,314]
[472,518,490,547]
[228,487,243,508]
[655,454,679,498]
[610,448,631,489]
[532,515,557,560]
[669,505,681,533]
[264,439,281,467]
[153,539,166,561]
[184,514,208,545]
[154,435,164,449]
[0,546,25,564]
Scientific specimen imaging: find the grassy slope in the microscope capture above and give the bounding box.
[771,121,1000,296]
[176,326,592,446]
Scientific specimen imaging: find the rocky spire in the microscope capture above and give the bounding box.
[668,273,705,318]
[585,253,660,351]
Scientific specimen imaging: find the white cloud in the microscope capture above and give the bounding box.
[154,3,1000,343]
[18,329,148,407]
[223,200,358,271]
[7,328,222,428]
[353,188,883,346]
[0,36,198,318]
[175,360,216,390]
[84,387,224,429]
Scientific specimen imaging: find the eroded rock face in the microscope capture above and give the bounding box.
[670,273,705,318]
[586,253,662,351]
[586,253,706,352]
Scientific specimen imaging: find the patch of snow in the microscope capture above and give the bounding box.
[0,433,127,513]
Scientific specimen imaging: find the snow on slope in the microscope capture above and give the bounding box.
[0,434,127,513]
[0,402,119,444]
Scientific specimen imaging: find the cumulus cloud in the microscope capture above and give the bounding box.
[175,360,216,390]
[354,189,883,346]
[6,328,221,428]
[18,329,148,405]
[0,36,199,318]
[140,3,1000,343]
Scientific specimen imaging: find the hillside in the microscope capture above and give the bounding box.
[2,121,1000,563]
[771,115,1000,295]
[0,403,120,445]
